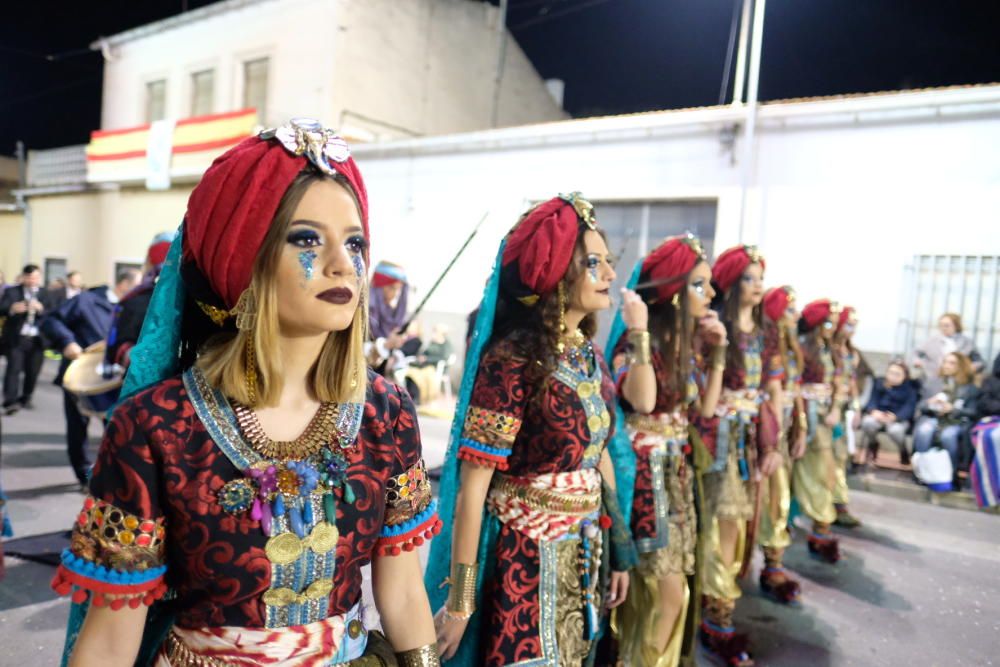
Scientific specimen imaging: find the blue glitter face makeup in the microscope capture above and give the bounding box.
[351,254,365,282]
[298,250,317,283]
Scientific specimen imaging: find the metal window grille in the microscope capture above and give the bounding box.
[190,69,215,117]
[897,255,1000,365]
[592,200,718,344]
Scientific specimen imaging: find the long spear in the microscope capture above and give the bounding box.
[399,212,489,332]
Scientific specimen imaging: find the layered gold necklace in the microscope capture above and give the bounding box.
[233,402,339,460]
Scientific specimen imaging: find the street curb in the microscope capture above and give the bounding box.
[847,472,986,513]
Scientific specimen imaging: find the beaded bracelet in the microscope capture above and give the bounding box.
[445,561,478,617]
[627,329,651,366]
[396,643,442,667]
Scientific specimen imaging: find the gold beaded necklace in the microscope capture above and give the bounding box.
[233,402,339,460]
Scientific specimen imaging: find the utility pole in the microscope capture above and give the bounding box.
[491,0,509,129]
[736,0,766,243]
[15,140,32,265]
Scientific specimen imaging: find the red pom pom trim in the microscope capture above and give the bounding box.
[598,515,613,530]
[457,449,509,471]
[376,515,443,557]
[52,565,167,610]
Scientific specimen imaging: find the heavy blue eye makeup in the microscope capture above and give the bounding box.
[689,278,707,296]
[345,234,368,255]
[287,228,322,248]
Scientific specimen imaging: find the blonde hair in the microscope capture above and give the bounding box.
[196,169,368,407]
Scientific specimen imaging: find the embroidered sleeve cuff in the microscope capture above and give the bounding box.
[457,438,511,470]
[376,499,442,557]
[51,551,168,609]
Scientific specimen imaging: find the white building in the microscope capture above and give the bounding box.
[95,0,566,140]
[351,84,1000,362]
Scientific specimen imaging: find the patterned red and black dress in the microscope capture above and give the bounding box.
[52,367,440,665]
[457,336,617,667]
[611,343,699,578]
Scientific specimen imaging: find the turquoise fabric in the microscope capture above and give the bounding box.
[423,241,506,666]
[117,229,186,406]
[63,227,184,667]
[602,260,643,526]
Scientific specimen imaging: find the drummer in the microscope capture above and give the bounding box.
[41,268,140,488]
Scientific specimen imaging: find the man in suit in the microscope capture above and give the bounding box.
[1,265,47,414]
[42,269,141,486]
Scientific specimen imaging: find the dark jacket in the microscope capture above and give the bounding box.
[918,380,979,425]
[41,286,116,385]
[0,284,48,350]
[864,379,919,423]
[106,285,154,366]
[976,353,1000,419]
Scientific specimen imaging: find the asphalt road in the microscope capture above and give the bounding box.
[1,361,997,666]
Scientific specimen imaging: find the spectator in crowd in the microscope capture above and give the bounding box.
[41,269,141,487]
[975,352,1000,420]
[858,358,918,466]
[912,351,979,480]
[46,271,84,311]
[913,313,983,396]
[1,265,47,414]
[367,260,410,374]
[405,323,455,405]
[105,233,174,369]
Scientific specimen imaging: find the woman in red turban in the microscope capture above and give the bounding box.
[756,286,806,604]
[692,244,784,667]
[430,193,636,666]
[608,234,728,667]
[54,119,442,666]
[792,298,847,563]
[832,305,864,527]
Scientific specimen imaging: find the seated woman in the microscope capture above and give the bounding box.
[975,352,1000,421]
[913,351,979,477]
[858,358,918,465]
[913,313,983,397]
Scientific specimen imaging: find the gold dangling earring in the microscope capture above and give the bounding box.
[557,281,567,355]
[233,288,258,333]
[671,292,680,308]
[244,334,258,406]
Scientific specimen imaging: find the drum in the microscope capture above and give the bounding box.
[62,341,124,419]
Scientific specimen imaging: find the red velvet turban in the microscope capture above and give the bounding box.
[184,121,369,310]
[801,299,841,331]
[763,285,795,323]
[502,193,596,298]
[639,234,706,303]
[837,305,857,332]
[711,245,766,294]
[145,231,175,268]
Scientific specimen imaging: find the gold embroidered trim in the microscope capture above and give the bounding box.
[492,474,601,515]
[463,406,521,448]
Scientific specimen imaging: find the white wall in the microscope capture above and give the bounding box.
[352,94,1000,356]
[101,0,338,130]
[99,0,564,136]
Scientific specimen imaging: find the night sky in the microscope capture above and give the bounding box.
[2,0,999,155]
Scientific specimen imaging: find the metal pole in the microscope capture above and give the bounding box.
[736,0,766,243]
[491,0,510,129]
[15,140,32,265]
[731,0,754,106]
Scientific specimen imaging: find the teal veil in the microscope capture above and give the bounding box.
[61,230,186,667]
[602,260,644,526]
[423,241,506,665]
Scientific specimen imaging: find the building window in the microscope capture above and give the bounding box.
[242,57,269,123]
[44,258,67,287]
[146,79,167,122]
[190,69,214,117]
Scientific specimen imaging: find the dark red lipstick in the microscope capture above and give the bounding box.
[317,287,353,304]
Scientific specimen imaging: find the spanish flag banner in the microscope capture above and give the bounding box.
[86,109,258,185]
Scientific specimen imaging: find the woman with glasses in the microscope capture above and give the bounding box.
[607,234,727,666]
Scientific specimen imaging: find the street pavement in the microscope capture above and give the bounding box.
[1,361,998,666]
